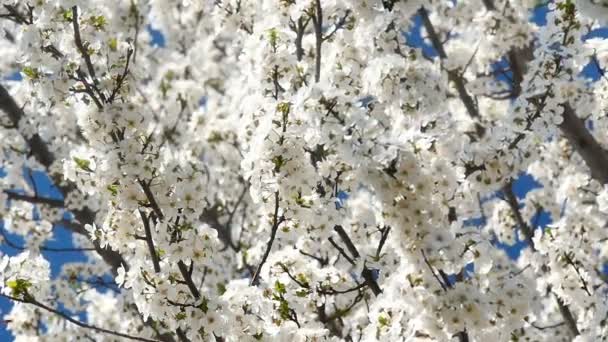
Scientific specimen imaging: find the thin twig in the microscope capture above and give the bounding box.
[328,237,356,266]
[554,294,580,336]
[177,260,200,299]
[502,181,536,251]
[0,293,161,342]
[108,48,134,103]
[139,209,161,273]
[72,6,106,103]
[0,226,96,252]
[4,190,64,207]
[311,0,323,83]
[138,179,164,221]
[421,249,447,292]
[251,191,283,285]
[418,7,484,137]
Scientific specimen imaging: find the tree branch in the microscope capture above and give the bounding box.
[71,6,106,103]
[4,190,64,207]
[251,191,282,286]
[418,7,484,137]
[177,260,200,299]
[332,225,382,296]
[502,182,536,251]
[554,294,580,337]
[139,209,161,273]
[559,104,608,184]
[108,47,134,103]
[311,0,323,83]
[0,293,161,342]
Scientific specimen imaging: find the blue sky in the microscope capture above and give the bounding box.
[0,3,605,340]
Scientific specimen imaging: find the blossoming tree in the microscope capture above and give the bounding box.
[1,0,608,341]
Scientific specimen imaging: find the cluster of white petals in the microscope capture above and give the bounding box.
[1,0,608,341]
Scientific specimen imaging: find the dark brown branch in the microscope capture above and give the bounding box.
[289,17,310,62]
[481,0,495,11]
[131,3,141,63]
[554,294,580,337]
[71,6,106,103]
[201,207,239,252]
[502,181,536,251]
[530,321,566,330]
[507,45,533,98]
[0,225,96,252]
[418,7,484,137]
[108,48,134,103]
[332,225,382,296]
[0,293,161,342]
[333,225,359,259]
[479,3,582,337]
[4,190,64,207]
[375,226,391,260]
[251,191,282,286]
[328,237,356,266]
[138,179,165,220]
[482,3,608,186]
[360,268,382,296]
[0,84,55,167]
[562,252,592,297]
[176,329,190,342]
[139,210,161,273]
[225,181,250,234]
[177,260,200,299]
[421,249,448,292]
[311,0,323,83]
[323,10,351,41]
[299,249,329,266]
[0,4,33,25]
[72,70,103,109]
[0,85,127,274]
[59,218,127,274]
[559,104,608,184]
[454,330,469,342]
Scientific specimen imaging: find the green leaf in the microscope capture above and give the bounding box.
[177,222,194,231]
[268,28,279,47]
[89,15,107,30]
[107,184,119,196]
[378,314,390,327]
[160,80,171,97]
[271,155,286,173]
[276,102,290,115]
[217,283,226,295]
[73,157,94,172]
[22,66,40,80]
[198,297,209,313]
[108,37,118,51]
[296,273,309,287]
[61,9,73,22]
[207,131,223,143]
[274,281,286,295]
[7,278,32,298]
[278,299,290,320]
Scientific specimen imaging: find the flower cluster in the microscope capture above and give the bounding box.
[1,0,608,341]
